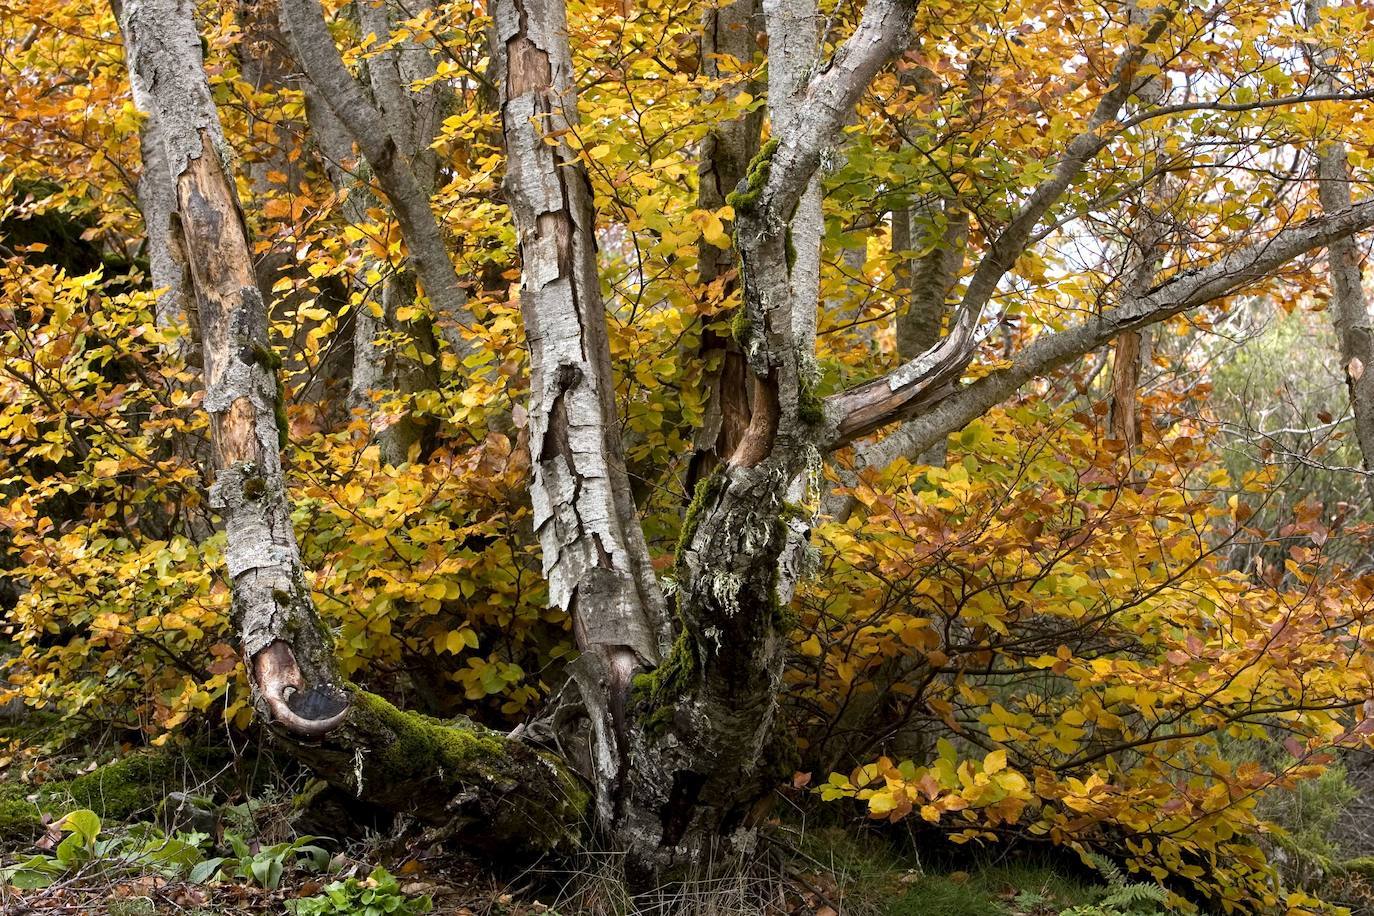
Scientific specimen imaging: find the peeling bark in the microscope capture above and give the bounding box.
[120,0,586,854]
[121,0,346,723]
[1107,330,1147,448]
[1105,0,1167,456]
[491,0,670,828]
[611,0,916,863]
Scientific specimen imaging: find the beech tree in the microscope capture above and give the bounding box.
[9,0,1373,889]
[112,0,1374,867]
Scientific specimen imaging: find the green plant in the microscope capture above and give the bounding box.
[188,832,330,890]
[287,867,432,916]
[1058,855,1171,916]
[1014,889,1053,912]
[0,810,202,889]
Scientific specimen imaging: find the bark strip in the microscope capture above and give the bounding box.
[491,0,669,827]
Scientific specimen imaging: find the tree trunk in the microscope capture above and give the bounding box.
[894,203,968,360]
[1105,1,1168,456]
[111,0,194,358]
[119,0,584,854]
[614,0,918,863]
[492,0,914,866]
[279,0,476,362]
[686,0,761,490]
[1307,0,1374,496]
[238,0,355,409]
[1107,329,1147,449]
[490,0,671,837]
[295,0,446,465]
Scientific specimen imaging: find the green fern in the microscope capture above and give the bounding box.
[1057,853,1171,916]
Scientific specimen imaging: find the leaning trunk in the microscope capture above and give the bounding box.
[119,0,585,853]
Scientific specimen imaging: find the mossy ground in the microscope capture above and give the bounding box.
[0,716,1101,915]
[886,866,1101,916]
[792,826,1101,916]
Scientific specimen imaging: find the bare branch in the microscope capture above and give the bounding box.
[835,199,1374,477]
[824,6,1176,443]
[278,0,475,356]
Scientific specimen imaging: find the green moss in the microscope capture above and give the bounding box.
[785,226,797,271]
[728,309,754,353]
[677,469,727,560]
[65,749,206,820]
[1333,856,1374,878]
[0,784,43,841]
[347,690,506,784]
[250,342,283,372]
[798,383,825,427]
[242,473,267,500]
[342,690,589,850]
[632,632,699,722]
[725,138,780,214]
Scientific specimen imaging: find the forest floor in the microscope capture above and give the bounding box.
[0,721,1106,915]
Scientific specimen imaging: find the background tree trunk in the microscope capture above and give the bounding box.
[686,0,761,490]
[1307,0,1374,498]
[279,0,476,365]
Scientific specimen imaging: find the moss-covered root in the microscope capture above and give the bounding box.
[283,690,589,856]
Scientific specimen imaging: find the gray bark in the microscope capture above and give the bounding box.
[120,0,345,724]
[895,204,968,359]
[294,0,445,464]
[611,0,917,863]
[278,0,476,359]
[490,0,670,831]
[120,0,585,853]
[112,0,194,353]
[1307,0,1374,492]
[687,0,762,488]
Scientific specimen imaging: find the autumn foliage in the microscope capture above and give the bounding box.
[3,0,1374,909]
